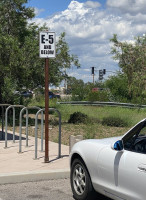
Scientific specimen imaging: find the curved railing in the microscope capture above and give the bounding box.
[0,104,62,160]
[35,108,61,159]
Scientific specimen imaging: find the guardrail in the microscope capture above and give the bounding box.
[58,101,146,108]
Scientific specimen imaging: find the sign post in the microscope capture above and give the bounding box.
[44,58,49,162]
[39,31,56,163]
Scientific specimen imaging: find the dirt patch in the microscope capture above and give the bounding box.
[9,122,129,146]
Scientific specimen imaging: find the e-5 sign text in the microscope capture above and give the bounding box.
[39,32,56,58]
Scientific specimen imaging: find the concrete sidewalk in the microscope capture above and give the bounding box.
[0,130,70,185]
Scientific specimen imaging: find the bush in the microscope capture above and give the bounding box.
[102,116,128,127]
[68,112,88,124]
[86,90,109,102]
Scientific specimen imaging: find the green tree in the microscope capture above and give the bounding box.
[50,32,80,86]
[85,82,109,102]
[0,0,35,103]
[0,1,80,104]
[67,77,85,101]
[67,78,109,101]
[110,34,146,104]
[105,73,129,102]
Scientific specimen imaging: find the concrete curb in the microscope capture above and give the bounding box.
[0,169,70,185]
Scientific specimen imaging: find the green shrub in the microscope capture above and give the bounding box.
[102,116,128,127]
[68,112,88,124]
[86,90,109,102]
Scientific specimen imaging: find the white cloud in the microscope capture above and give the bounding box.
[34,7,45,16]
[125,13,146,24]
[85,1,101,8]
[106,0,146,15]
[31,0,146,82]
[83,69,90,72]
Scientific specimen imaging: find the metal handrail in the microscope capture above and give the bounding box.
[2,104,62,161]
[34,108,61,160]
[0,104,10,140]
[5,105,25,148]
[19,106,44,153]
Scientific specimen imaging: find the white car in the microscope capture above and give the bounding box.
[70,118,146,200]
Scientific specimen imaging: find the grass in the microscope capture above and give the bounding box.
[29,96,146,126]
[5,99,146,146]
[58,104,146,126]
[51,104,145,145]
[29,96,60,109]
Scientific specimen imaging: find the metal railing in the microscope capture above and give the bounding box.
[58,101,146,108]
[5,105,25,148]
[19,106,44,153]
[1,104,62,160]
[35,108,61,159]
[0,104,10,140]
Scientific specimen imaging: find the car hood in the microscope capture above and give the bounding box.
[87,136,122,146]
[71,136,123,157]
[70,136,123,168]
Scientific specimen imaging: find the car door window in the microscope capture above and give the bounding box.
[124,122,146,154]
[139,126,146,137]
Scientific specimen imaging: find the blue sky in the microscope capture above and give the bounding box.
[26,0,146,83]
[27,0,107,17]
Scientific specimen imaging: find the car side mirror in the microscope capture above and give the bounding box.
[111,140,124,151]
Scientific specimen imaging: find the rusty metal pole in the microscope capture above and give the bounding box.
[45,58,49,163]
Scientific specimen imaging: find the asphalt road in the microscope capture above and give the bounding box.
[0,179,112,200]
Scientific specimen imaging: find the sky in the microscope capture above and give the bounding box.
[26,0,146,83]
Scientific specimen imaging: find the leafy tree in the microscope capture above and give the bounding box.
[67,77,85,100]
[0,0,35,103]
[50,32,80,86]
[110,34,146,104]
[85,82,109,102]
[105,73,129,102]
[67,77,109,101]
[0,0,80,104]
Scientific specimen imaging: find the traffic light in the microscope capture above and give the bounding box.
[103,69,106,75]
[91,67,94,75]
[99,70,103,80]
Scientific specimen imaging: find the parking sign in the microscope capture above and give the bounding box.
[39,32,56,58]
